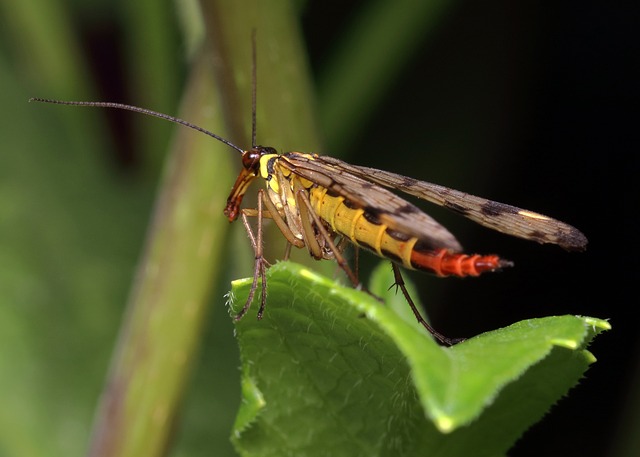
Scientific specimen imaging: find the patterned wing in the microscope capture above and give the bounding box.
[317,155,587,251]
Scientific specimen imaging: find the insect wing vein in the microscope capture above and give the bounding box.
[318,156,587,251]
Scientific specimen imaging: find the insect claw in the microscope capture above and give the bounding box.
[234,305,250,321]
[233,301,255,322]
[387,282,401,293]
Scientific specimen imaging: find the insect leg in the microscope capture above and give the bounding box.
[391,263,462,346]
[294,184,326,261]
[260,189,305,249]
[329,238,356,285]
[236,190,271,321]
[352,244,360,283]
[283,242,293,261]
[237,189,308,320]
[258,189,304,262]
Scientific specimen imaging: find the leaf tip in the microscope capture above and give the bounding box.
[582,350,598,364]
[434,415,455,433]
[232,376,267,438]
[581,316,611,331]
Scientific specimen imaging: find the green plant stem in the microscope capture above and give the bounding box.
[85,49,235,457]
[85,1,324,456]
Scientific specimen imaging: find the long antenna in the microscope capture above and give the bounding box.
[28,98,246,154]
[251,30,257,148]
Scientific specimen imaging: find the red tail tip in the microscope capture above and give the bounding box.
[411,249,512,277]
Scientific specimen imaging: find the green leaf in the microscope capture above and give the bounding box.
[229,261,609,457]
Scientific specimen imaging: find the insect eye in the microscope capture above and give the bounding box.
[242,149,262,171]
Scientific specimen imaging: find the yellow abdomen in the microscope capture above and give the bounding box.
[309,186,417,269]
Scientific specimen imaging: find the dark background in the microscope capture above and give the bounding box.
[303,2,636,456]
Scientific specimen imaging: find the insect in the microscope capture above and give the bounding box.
[30,56,587,345]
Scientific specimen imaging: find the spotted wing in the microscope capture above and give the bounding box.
[316,155,587,251]
[280,153,463,252]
